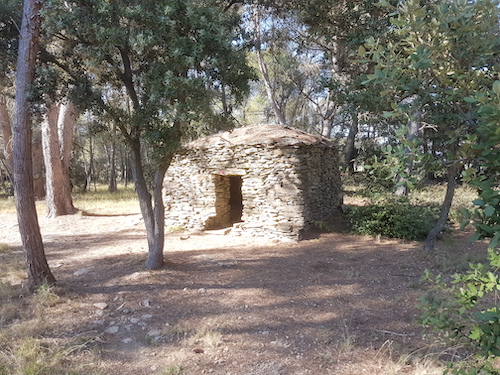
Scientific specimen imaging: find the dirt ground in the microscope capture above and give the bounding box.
[0,211,490,374]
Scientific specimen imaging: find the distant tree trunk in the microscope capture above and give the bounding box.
[107,142,117,192]
[107,124,117,192]
[395,112,420,196]
[13,0,56,291]
[252,3,286,126]
[344,112,358,174]
[0,97,13,175]
[32,129,45,198]
[85,132,94,191]
[42,101,77,217]
[424,162,461,252]
[0,97,14,194]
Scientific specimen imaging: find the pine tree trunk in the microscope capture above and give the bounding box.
[85,132,94,191]
[13,0,55,292]
[0,97,13,177]
[32,129,45,199]
[42,102,77,217]
[0,98,14,195]
[107,124,117,192]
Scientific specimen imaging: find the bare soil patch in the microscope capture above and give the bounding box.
[0,211,489,374]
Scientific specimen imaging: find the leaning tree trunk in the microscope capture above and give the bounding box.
[42,102,77,217]
[13,0,55,291]
[424,162,461,252]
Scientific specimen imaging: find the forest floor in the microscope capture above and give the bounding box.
[0,207,492,375]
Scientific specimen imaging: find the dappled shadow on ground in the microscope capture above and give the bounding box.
[2,211,489,375]
[45,229,436,374]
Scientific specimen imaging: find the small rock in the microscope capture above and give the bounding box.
[93,302,108,310]
[147,329,161,337]
[198,288,206,293]
[104,326,119,334]
[130,318,140,324]
[122,337,134,344]
[74,267,94,276]
[150,365,157,371]
[142,299,152,307]
[141,314,153,319]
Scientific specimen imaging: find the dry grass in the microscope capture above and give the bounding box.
[73,185,139,215]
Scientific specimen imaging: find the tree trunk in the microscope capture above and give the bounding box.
[147,160,170,269]
[32,129,45,199]
[13,0,56,291]
[344,112,358,174]
[395,115,420,196]
[129,139,163,269]
[0,97,13,176]
[424,162,461,252]
[0,97,14,195]
[85,131,94,191]
[42,102,77,217]
[107,124,117,192]
[252,3,286,126]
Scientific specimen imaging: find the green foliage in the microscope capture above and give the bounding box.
[420,79,500,373]
[41,0,255,162]
[367,124,440,192]
[348,198,439,240]
[359,0,500,193]
[420,249,500,373]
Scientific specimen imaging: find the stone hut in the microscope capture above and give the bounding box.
[163,124,342,240]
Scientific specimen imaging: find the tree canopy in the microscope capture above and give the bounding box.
[40,0,255,268]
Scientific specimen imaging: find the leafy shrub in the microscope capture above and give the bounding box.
[347,199,440,240]
[420,249,500,375]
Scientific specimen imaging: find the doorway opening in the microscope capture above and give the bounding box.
[229,176,243,224]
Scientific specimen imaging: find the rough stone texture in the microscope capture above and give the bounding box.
[163,124,343,240]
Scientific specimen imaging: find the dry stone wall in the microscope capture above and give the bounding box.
[163,126,342,241]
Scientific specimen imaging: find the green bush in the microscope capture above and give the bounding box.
[347,199,440,240]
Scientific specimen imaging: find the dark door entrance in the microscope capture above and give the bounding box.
[229,176,243,223]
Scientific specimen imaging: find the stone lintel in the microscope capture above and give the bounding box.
[214,168,247,176]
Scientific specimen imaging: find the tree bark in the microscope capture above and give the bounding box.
[32,129,45,198]
[85,131,94,191]
[0,97,13,177]
[424,162,461,252]
[107,124,117,192]
[13,0,56,291]
[344,112,358,174]
[129,139,168,269]
[42,102,77,217]
[0,97,14,195]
